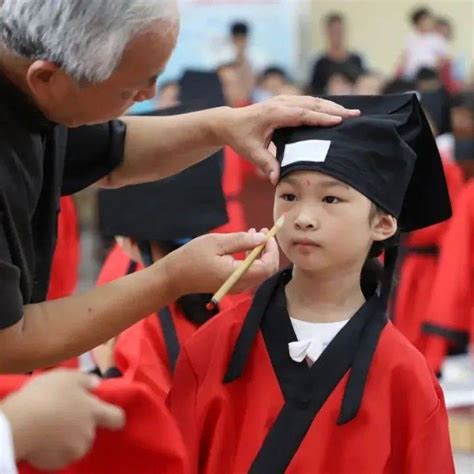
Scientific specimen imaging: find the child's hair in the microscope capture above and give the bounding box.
[361,204,399,298]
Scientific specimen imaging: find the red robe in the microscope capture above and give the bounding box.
[98,244,244,396]
[47,196,80,300]
[392,162,464,353]
[0,375,190,474]
[35,196,81,372]
[423,179,474,372]
[213,146,247,236]
[168,270,454,474]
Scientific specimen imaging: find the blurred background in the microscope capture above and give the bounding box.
[53,1,473,469]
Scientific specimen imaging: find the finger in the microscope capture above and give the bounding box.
[91,398,126,431]
[273,107,343,129]
[215,231,267,255]
[249,147,280,184]
[246,237,280,276]
[274,96,360,118]
[74,372,102,390]
[311,97,360,117]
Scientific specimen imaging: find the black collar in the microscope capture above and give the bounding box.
[0,70,53,132]
[225,268,387,424]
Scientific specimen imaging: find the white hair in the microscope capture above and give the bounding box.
[0,0,177,83]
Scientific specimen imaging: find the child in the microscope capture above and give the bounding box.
[168,93,455,473]
[94,122,242,395]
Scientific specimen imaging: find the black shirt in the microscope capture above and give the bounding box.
[0,73,126,329]
[309,53,365,95]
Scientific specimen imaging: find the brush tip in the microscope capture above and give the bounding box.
[206,300,218,311]
[276,214,286,228]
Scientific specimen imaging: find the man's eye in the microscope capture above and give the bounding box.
[281,193,297,202]
[322,196,341,204]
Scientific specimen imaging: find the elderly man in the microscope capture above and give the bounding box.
[0,0,358,374]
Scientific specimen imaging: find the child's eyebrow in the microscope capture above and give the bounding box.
[318,179,351,191]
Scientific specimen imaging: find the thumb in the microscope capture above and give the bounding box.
[91,398,126,431]
[215,231,267,255]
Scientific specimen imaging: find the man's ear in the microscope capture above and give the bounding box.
[26,60,75,104]
[371,214,398,242]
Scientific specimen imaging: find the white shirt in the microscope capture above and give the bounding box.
[404,31,449,79]
[0,411,18,474]
[289,318,349,366]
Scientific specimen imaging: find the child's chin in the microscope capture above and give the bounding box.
[284,251,324,272]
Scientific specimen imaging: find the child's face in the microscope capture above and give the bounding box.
[273,170,392,274]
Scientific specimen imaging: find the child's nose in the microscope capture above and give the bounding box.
[294,211,318,230]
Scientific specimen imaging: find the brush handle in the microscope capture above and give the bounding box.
[210,220,282,304]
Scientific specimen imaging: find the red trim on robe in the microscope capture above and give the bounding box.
[168,299,454,474]
[392,162,465,354]
[423,179,474,372]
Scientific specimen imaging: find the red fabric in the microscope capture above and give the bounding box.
[439,59,461,95]
[168,298,454,474]
[392,162,465,353]
[424,179,474,372]
[0,376,189,474]
[213,146,247,236]
[47,196,80,300]
[99,244,245,396]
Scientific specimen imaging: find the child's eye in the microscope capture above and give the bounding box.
[322,196,341,204]
[281,193,297,202]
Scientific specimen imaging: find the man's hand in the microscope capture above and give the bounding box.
[216,95,360,183]
[1,370,125,470]
[162,230,279,297]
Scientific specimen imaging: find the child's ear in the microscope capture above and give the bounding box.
[371,214,398,242]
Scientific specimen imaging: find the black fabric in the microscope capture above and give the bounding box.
[179,70,226,109]
[102,367,123,379]
[137,242,181,373]
[0,72,126,329]
[226,270,386,473]
[98,104,227,242]
[422,323,469,346]
[402,244,439,256]
[273,93,452,233]
[223,272,281,383]
[157,306,181,373]
[309,53,365,95]
[61,121,126,195]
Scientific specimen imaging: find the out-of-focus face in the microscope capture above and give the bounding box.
[354,74,384,95]
[452,106,474,139]
[436,22,452,40]
[273,170,395,274]
[326,20,344,48]
[326,73,354,95]
[260,73,288,96]
[231,33,248,56]
[158,82,180,108]
[417,14,435,33]
[26,19,179,126]
[218,65,248,106]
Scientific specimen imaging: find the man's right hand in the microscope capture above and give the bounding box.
[162,230,279,297]
[0,370,125,470]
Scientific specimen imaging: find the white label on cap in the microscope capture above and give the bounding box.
[281,139,331,167]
